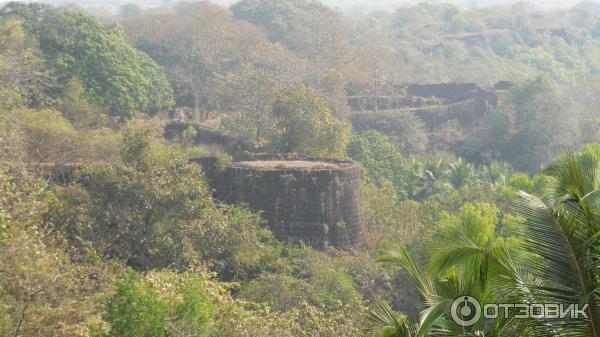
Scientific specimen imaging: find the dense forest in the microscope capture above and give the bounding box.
[1,0,600,336]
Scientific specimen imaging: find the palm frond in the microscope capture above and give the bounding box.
[415,299,453,337]
[366,299,418,337]
[377,244,436,299]
[510,154,600,336]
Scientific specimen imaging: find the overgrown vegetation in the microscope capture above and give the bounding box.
[1,1,600,337]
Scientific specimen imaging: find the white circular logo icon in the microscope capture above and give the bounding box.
[451,296,481,326]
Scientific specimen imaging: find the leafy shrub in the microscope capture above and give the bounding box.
[105,272,214,337]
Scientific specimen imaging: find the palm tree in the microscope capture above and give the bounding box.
[447,158,474,189]
[484,161,511,185]
[509,151,600,337]
[369,151,600,337]
[408,157,451,199]
[367,293,418,337]
[368,203,510,337]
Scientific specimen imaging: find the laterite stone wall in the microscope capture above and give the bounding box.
[209,155,363,249]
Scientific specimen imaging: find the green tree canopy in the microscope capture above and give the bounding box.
[123,1,297,119]
[271,84,350,157]
[0,18,53,109]
[347,130,407,192]
[231,0,351,113]
[0,2,173,118]
[106,272,214,337]
[218,64,280,141]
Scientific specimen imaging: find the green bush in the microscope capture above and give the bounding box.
[105,272,214,337]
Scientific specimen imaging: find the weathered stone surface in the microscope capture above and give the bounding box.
[201,154,364,250]
[406,83,480,101]
[348,82,500,130]
[347,81,497,110]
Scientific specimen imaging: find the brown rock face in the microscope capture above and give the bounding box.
[204,154,363,249]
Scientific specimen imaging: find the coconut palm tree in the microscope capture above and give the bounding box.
[509,151,600,337]
[368,203,511,337]
[447,158,474,189]
[408,157,451,199]
[484,161,511,186]
[369,151,600,337]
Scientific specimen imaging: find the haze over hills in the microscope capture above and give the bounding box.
[8,0,600,15]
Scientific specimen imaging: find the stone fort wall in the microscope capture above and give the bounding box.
[196,154,363,250]
[348,81,509,134]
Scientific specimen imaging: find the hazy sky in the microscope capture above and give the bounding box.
[25,0,600,14]
[211,0,598,11]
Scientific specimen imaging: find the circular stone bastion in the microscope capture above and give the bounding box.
[210,154,363,249]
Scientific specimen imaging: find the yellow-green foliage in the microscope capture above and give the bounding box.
[0,165,116,337]
[4,3,174,117]
[60,78,107,128]
[0,18,53,109]
[437,202,498,246]
[104,271,215,337]
[12,108,80,163]
[0,19,25,109]
[271,84,350,157]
